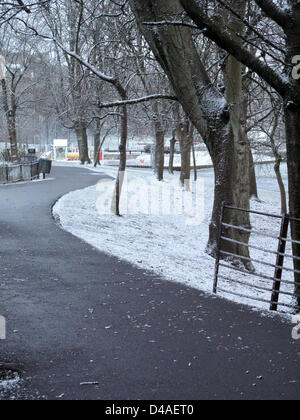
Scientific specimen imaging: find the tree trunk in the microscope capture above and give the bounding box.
[180,144,191,190]
[1,79,18,162]
[111,84,128,216]
[129,0,252,266]
[153,103,165,181]
[177,121,192,190]
[217,3,252,268]
[94,130,101,166]
[249,144,258,199]
[192,141,197,182]
[210,126,252,270]
[274,159,287,215]
[75,123,91,164]
[242,68,258,200]
[169,130,176,174]
[284,106,300,307]
[284,7,300,307]
[8,112,17,162]
[154,126,165,181]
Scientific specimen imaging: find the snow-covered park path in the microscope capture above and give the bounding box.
[1,164,299,400]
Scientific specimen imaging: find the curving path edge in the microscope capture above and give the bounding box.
[0,165,299,400]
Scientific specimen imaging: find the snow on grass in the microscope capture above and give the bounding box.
[106,151,274,168]
[128,151,213,167]
[0,371,21,391]
[130,151,274,167]
[53,163,296,315]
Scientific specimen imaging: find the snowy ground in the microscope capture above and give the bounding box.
[53,161,296,316]
[106,150,274,168]
[0,369,21,396]
[127,151,213,167]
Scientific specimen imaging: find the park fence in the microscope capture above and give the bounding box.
[0,162,39,184]
[213,203,300,313]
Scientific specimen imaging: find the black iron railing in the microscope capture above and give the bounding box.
[213,203,300,313]
[0,162,39,184]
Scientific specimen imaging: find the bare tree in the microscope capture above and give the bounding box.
[251,94,287,214]
[129,0,253,267]
[0,28,42,160]
[177,0,300,305]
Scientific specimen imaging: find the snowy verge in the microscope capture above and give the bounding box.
[0,370,21,392]
[53,165,294,317]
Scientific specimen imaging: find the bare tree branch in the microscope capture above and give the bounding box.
[253,0,289,29]
[179,0,289,98]
[16,0,31,14]
[98,94,177,109]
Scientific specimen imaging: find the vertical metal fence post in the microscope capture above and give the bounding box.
[270,214,290,311]
[213,202,225,294]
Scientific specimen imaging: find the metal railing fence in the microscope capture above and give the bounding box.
[0,162,39,184]
[213,203,300,313]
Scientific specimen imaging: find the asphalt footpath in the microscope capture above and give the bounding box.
[0,165,299,400]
